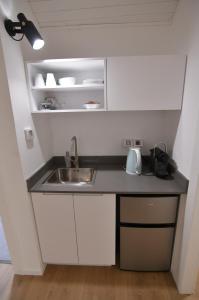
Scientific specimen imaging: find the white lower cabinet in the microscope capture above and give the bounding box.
[31,193,78,264]
[31,193,116,266]
[74,194,116,266]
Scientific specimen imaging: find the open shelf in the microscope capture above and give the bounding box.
[31,84,104,92]
[31,108,106,114]
[27,58,106,113]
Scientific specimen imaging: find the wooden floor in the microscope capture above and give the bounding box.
[0,264,199,300]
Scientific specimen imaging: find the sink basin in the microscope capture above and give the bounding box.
[44,168,96,185]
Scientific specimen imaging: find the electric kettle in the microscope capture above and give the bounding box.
[126,147,142,175]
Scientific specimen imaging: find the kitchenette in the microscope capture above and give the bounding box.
[1,0,199,297]
[23,55,188,273]
[28,136,187,270]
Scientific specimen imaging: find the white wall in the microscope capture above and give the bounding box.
[178,137,199,293]
[0,0,44,275]
[20,0,199,294]
[0,30,44,275]
[171,0,199,293]
[22,25,177,61]
[0,0,52,180]
[50,111,180,156]
[20,0,195,62]
[2,0,199,293]
[20,10,185,164]
[173,0,199,179]
[9,1,183,177]
[18,0,197,179]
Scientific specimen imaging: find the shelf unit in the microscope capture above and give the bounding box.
[31,84,104,92]
[27,58,107,113]
[31,108,106,114]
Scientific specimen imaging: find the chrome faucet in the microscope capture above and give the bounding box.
[65,151,71,168]
[65,136,79,168]
[70,136,79,168]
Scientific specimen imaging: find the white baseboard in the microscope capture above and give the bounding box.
[14,263,47,276]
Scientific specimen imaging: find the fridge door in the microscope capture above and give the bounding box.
[120,226,175,271]
[120,196,178,224]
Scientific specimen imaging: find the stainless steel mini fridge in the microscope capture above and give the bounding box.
[119,195,178,271]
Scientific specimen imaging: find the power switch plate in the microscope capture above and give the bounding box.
[122,139,134,148]
[134,139,144,147]
[24,128,33,141]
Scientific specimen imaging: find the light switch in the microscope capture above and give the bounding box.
[122,139,134,148]
[24,128,33,142]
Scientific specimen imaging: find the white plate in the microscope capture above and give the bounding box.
[83,79,103,85]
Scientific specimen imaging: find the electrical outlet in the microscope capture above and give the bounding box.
[134,139,144,148]
[122,139,134,148]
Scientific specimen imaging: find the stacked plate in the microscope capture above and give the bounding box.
[82,78,104,85]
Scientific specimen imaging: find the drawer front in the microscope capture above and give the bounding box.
[120,226,174,271]
[120,196,178,224]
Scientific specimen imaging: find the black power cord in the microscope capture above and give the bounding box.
[9,33,24,41]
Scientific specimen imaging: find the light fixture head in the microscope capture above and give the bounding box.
[4,13,45,50]
[33,39,45,50]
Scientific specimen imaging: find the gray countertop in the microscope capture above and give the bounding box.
[30,168,188,195]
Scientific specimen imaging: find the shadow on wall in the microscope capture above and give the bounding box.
[161,110,181,157]
[32,115,53,162]
[0,217,11,263]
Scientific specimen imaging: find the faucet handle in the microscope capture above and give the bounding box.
[65,151,71,168]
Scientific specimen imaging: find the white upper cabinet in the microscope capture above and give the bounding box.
[26,55,186,113]
[107,55,186,111]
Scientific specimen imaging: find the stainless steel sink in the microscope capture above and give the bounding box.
[44,168,96,185]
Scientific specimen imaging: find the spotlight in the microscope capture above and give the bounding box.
[4,13,44,50]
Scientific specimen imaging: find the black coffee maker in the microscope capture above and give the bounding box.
[150,143,176,179]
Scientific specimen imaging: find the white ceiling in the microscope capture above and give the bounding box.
[28,0,180,28]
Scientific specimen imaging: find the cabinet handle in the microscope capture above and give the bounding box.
[42,193,105,196]
[74,193,104,196]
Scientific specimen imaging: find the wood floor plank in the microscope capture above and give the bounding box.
[0,264,199,300]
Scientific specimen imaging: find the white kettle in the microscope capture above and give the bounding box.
[126,147,142,175]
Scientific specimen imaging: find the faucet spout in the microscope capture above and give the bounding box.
[70,136,79,168]
[65,151,71,168]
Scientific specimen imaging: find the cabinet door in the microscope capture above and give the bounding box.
[74,194,116,266]
[31,193,78,264]
[107,55,186,111]
[120,226,174,271]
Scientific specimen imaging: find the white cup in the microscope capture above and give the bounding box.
[34,73,45,87]
[46,73,56,87]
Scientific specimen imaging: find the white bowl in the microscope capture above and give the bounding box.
[58,77,76,86]
[83,103,100,109]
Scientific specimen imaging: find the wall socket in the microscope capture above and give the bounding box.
[122,138,144,148]
[122,138,134,148]
[134,139,144,147]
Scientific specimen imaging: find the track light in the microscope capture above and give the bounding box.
[4,13,44,50]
